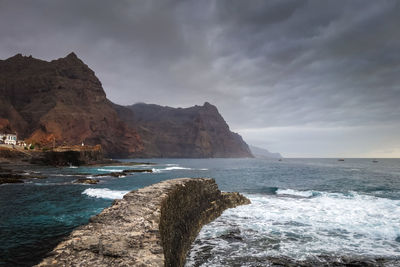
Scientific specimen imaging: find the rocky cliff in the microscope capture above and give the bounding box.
[114,102,253,158]
[1,53,252,158]
[0,53,142,157]
[30,145,104,166]
[36,178,250,267]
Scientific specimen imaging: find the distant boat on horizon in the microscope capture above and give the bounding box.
[338,159,345,161]
[372,160,378,163]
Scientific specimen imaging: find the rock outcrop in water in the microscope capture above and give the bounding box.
[30,145,104,166]
[36,178,250,267]
[114,102,253,158]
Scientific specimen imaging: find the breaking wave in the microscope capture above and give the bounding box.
[187,189,400,265]
[82,188,129,199]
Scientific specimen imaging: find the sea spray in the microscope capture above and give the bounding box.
[82,188,129,199]
[187,190,400,265]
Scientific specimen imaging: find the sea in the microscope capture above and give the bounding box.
[0,158,399,266]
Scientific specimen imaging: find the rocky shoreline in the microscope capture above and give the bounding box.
[36,178,250,267]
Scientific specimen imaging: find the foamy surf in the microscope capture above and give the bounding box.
[151,166,192,173]
[187,190,400,265]
[151,166,207,173]
[276,188,314,197]
[82,188,129,199]
[165,166,192,170]
[96,168,124,172]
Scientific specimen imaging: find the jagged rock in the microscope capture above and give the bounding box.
[122,169,153,173]
[36,178,250,267]
[0,177,24,184]
[73,178,99,184]
[31,145,104,166]
[0,168,47,184]
[94,172,126,178]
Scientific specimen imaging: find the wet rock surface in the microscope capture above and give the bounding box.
[93,169,153,178]
[73,178,99,184]
[0,165,47,184]
[36,178,250,267]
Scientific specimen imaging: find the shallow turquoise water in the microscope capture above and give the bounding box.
[1,158,400,266]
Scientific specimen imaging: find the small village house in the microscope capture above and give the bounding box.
[0,133,17,145]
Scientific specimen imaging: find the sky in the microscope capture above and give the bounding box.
[1,0,400,157]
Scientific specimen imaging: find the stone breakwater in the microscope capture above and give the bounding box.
[36,178,250,267]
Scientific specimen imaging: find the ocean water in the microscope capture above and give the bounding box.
[1,158,400,266]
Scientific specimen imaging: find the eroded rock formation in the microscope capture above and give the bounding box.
[36,178,250,267]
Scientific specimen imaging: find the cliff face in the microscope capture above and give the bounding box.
[36,178,250,267]
[115,102,253,158]
[1,52,252,158]
[30,145,104,166]
[0,53,142,157]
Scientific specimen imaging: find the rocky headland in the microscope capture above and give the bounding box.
[0,53,142,157]
[0,53,252,158]
[36,178,250,267]
[114,102,253,158]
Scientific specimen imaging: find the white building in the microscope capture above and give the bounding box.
[0,133,17,145]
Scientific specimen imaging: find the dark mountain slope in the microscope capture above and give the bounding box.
[0,53,142,156]
[1,52,252,158]
[114,102,253,158]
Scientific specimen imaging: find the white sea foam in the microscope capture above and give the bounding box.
[151,166,193,173]
[164,166,192,170]
[187,190,400,265]
[96,168,124,172]
[276,188,314,198]
[82,188,129,199]
[69,166,78,169]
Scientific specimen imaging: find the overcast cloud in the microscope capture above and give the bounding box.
[1,0,399,157]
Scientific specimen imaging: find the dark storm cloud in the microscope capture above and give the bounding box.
[1,0,399,156]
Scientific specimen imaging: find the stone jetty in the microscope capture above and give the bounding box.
[37,178,250,267]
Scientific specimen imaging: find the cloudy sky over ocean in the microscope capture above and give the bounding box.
[1,0,399,157]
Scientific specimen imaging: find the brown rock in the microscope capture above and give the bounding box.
[73,178,100,184]
[122,169,153,173]
[0,53,142,157]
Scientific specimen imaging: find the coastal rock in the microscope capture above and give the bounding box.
[36,178,250,267]
[114,102,253,158]
[94,172,126,178]
[31,145,104,166]
[0,53,142,157]
[0,167,47,184]
[122,169,153,173]
[0,146,31,160]
[73,178,100,184]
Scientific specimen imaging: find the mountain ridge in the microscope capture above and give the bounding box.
[1,52,252,158]
[114,102,253,158]
[0,53,142,157]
